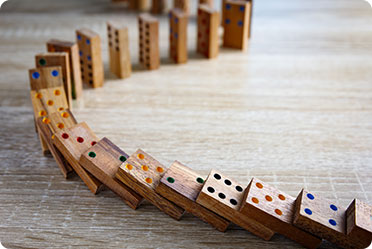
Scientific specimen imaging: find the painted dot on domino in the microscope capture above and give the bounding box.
[225,19,231,25]
[79,51,83,56]
[240,6,245,12]
[51,70,59,77]
[77,34,82,40]
[304,208,312,215]
[226,4,231,10]
[175,33,178,39]
[329,219,337,226]
[175,18,178,24]
[32,72,40,79]
[238,20,243,27]
[330,204,338,211]
[86,39,90,45]
[307,193,315,200]
[87,55,91,61]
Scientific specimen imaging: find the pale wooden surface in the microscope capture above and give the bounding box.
[1,0,372,248]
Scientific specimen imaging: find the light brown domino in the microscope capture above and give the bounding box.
[53,122,103,194]
[155,161,230,232]
[116,149,185,220]
[169,8,188,64]
[76,28,104,88]
[293,189,372,249]
[151,0,166,14]
[197,4,219,59]
[35,52,72,107]
[30,86,69,155]
[240,178,321,248]
[222,0,251,50]
[29,66,63,91]
[174,0,189,15]
[195,170,274,240]
[47,39,83,100]
[129,0,149,10]
[36,109,77,178]
[138,14,160,70]
[79,137,144,209]
[107,21,132,79]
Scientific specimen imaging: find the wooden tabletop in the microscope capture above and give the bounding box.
[1,0,372,248]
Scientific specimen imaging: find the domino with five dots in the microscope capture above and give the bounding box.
[35,52,72,107]
[155,161,230,232]
[195,170,275,240]
[46,39,83,100]
[53,122,103,194]
[116,149,185,220]
[37,109,77,178]
[79,137,144,209]
[293,189,372,248]
[239,178,322,248]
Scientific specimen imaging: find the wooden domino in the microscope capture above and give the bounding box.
[151,0,166,14]
[53,122,103,194]
[174,0,189,15]
[29,66,63,91]
[195,170,274,240]
[35,52,72,107]
[107,21,132,79]
[36,109,77,178]
[46,39,83,100]
[138,14,160,70]
[169,8,188,64]
[346,199,372,246]
[116,149,185,220]
[222,0,253,38]
[199,0,213,7]
[155,161,230,232]
[79,137,144,209]
[239,178,322,248]
[129,0,149,10]
[197,4,219,59]
[76,28,104,88]
[223,0,251,50]
[30,86,69,154]
[293,189,372,248]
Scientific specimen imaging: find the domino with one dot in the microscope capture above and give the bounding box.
[155,161,230,232]
[240,178,322,248]
[116,149,185,220]
[195,170,275,240]
[79,137,144,209]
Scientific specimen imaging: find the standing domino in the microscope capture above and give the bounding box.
[169,8,188,64]
[138,14,160,70]
[197,4,219,59]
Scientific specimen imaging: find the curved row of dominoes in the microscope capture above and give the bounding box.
[27,1,372,248]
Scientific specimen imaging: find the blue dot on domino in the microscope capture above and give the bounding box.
[330,204,338,211]
[307,193,315,200]
[225,19,231,25]
[175,18,178,24]
[329,219,337,226]
[304,208,312,215]
[175,33,178,39]
[86,39,90,45]
[168,12,172,18]
[77,34,81,40]
[170,28,173,34]
[51,70,59,77]
[79,51,83,57]
[240,6,245,12]
[87,55,91,61]
[226,4,231,10]
[32,72,40,79]
[238,20,243,27]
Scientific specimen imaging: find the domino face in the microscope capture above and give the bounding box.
[107,22,132,79]
[37,109,77,178]
[79,138,144,209]
[223,1,250,50]
[29,66,64,91]
[35,53,72,107]
[240,178,321,248]
[138,14,160,70]
[169,8,188,64]
[197,4,219,58]
[155,161,230,232]
[47,39,83,99]
[116,149,185,220]
[196,170,274,240]
[76,28,104,88]
[53,122,103,194]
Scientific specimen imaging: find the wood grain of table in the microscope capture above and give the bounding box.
[0,0,372,248]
